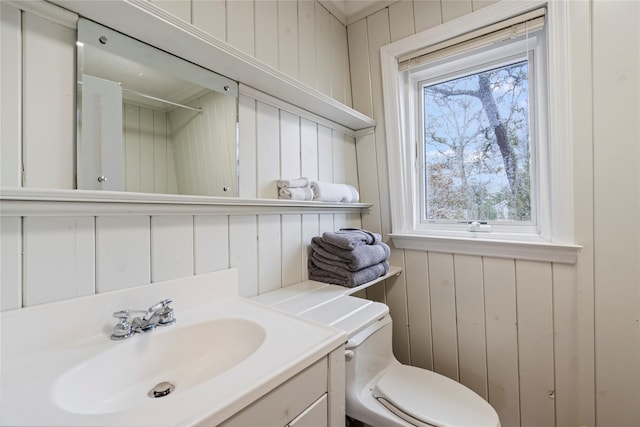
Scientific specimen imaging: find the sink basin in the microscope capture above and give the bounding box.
[0,269,345,426]
[52,318,265,415]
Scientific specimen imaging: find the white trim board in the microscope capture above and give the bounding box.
[0,188,372,217]
[4,0,76,28]
[49,0,376,131]
[390,233,581,264]
[240,84,373,138]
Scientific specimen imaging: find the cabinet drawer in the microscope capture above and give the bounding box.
[288,394,328,427]
[220,358,328,427]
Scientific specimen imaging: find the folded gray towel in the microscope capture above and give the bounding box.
[321,228,381,250]
[311,237,390,271]
[308,257,389,288]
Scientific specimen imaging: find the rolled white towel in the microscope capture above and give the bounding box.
[277,177,310,188]
[310,181,359,203]
[279,186,315,201]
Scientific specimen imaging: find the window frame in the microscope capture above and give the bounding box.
[380,0,580,262]
[412,32,546,236]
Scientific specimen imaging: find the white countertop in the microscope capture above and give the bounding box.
[0,269,346,426]
[251,268,402,338]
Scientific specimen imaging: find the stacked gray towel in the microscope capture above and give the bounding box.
[308,228,390,288]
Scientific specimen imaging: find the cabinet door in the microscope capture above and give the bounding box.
[220,358,328,427]
[289,394,328,427]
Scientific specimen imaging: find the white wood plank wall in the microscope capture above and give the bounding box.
[1,0,353,191]
[5,1,639,426]
[3,207,361,306]
[348,1,639,427]
[152,0,352,106]
[388,253,565,427]
[168,92,237,196]
[0,114,360,297]
[123,103,179,194]
[364,250,567,427]
[591,2,640,426]
[21,10,75,189]
[0,2,361,308]
[346,1,583,425]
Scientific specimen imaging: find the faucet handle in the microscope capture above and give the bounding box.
[111,310,134,340]
[113,309,131,319]
[148,299,173,313]
[114,309,147,320]
[148,299,176,326]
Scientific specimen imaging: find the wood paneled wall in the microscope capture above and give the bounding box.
[3,1,639,427]
[347,1,584,425]
[377,252,579,427]
[349,1,639,426]
[123,103,179,194]
[591,2,640,426]
[168,92,237,197]
[1,211,361,309]
[0,0,353,191]
[0,2,360,310]
[151,0,352,106]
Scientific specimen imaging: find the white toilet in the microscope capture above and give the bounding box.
[253,282,500,427]
[344,314,499,427]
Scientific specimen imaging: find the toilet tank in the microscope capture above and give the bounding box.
[249,280,395,388]
[345,315,397,392]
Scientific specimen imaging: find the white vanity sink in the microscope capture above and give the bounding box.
[0,269,345,426]
[53,318,266,415]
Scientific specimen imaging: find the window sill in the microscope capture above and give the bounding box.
[389,233,581,264]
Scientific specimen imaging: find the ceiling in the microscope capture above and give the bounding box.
[328,0,379,17]
[321,0,395,25]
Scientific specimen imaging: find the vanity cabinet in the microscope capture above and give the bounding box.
[288,394,328,427]
[218,347,344,427]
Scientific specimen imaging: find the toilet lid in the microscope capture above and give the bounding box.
[372,365,499,427]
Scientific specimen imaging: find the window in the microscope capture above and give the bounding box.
[411,21,546,236]
[381,1,579,260]
[422,59,532,224]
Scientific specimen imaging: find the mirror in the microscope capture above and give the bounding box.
[77,18,239,197]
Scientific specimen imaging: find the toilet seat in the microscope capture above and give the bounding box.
[372,364,500,427]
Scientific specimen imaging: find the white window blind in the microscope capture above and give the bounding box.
[398,7,546,71]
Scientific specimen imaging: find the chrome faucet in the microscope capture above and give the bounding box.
[110,299,176,340]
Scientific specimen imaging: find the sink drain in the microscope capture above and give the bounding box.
[148,381,175,398]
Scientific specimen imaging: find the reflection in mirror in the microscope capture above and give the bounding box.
[77,18,239,197]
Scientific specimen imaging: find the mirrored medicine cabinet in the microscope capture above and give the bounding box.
[77,18,239,197]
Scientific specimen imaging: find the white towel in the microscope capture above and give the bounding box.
[310,181,359,203]
[277,177,310,188]
[279,186,315,201]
